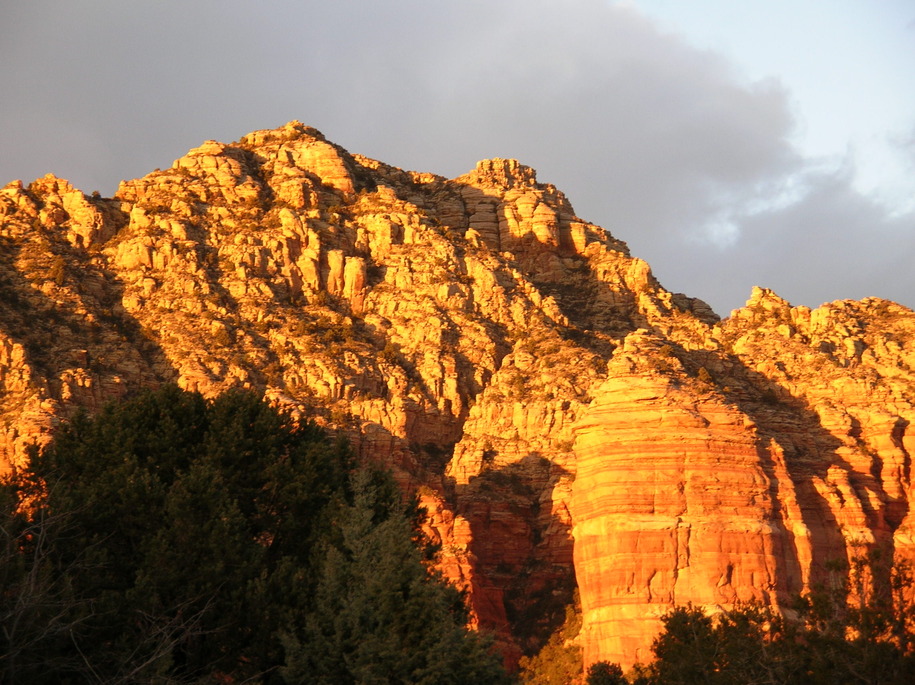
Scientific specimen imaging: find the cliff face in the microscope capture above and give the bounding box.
[1,121,913,668]
[570,292,915,667]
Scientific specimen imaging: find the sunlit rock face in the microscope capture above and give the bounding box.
[571,295,915,668]
[1,121,914,669]
[0,120,680,662]
[570,336,800,667]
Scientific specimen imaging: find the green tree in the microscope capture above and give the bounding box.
[518,598,583,685]
[647,604,791,685]
[0,480,93,682]
[781,546,915,684]
[636,549,915,684]
[585,661,625,685]
[282,467,510,684]
[0,385,507,683]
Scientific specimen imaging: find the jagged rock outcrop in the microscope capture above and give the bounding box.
[1,121,913,670]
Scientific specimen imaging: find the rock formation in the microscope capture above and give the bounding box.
[571,292,915,667]
[1,121,913,669]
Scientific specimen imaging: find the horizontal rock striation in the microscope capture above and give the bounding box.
[1,121,913,668]
[571,293,915,668]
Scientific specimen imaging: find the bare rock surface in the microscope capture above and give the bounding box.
[1,121,913,668]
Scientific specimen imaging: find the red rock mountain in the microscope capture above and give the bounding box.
[1,121,913,669]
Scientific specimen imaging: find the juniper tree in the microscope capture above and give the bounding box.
[1,386,507,683]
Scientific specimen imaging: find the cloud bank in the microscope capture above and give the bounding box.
[2,0,912,314]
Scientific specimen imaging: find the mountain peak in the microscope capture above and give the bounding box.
[459,158,539,189]
[1,123,913,673]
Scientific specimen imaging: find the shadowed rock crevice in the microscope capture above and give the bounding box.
[451,454,576,661]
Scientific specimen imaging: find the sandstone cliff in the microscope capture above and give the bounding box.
[1,121,912,669]
[571,292,915,667]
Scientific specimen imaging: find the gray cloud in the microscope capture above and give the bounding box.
[2,0,911,316]
[714,165,915,311]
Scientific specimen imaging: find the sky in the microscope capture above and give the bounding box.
[2,0,913,316]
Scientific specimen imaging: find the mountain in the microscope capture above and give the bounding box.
[1,121,913,670]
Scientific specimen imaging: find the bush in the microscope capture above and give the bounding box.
[518,600,583,684]
[586,662,625,684]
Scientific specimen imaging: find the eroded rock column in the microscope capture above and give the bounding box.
[570,359,802,668]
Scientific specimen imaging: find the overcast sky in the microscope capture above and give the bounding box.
[2,1,913,316]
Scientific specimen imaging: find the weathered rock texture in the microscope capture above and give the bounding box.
[1,121,913,669]
[571,292,915,667]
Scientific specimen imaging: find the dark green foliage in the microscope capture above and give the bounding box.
[622,551,915,684]
[48,255,67,286]
[0,385,507,683]
[586,661,625,685]
[282,467,510,684]
[647,605,782,685]
[0,481,91,681]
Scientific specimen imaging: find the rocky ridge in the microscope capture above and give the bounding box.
[1,121,913,669]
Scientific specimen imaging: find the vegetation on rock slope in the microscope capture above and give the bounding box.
[586,547,915,684]
[0,386,508,684]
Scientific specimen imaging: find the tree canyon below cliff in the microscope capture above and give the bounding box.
[1,121,914,671]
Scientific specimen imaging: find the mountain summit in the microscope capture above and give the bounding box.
[1,121,913,668]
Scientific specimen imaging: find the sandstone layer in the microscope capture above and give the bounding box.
[1,122,913,668]
[571,292,915,667]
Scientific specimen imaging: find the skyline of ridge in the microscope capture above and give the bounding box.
[2,1,913,315]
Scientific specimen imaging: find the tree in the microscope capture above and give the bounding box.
[585,661,625,685]
[0,385,508,683]
[782,546,915,684]
[281,467,510,684]
[518,598,583,685]
[0,480,93,682]
[633,548,915,684]
[646,603,791,685]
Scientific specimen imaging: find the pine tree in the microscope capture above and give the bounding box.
[0,386,509,683]
[282,467,511,684]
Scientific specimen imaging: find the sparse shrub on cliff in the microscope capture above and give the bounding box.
[291,312,357,350]
[381,338,402,364]
[555,439,574,453]
[0,386,509,684]
[211,325,232,346]
[696,366,713,384]
[48,254,66,286]
[758,386,780,405]
[261,359,284,386]
[507,371,530,399]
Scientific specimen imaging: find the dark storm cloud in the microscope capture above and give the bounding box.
[2,0,911,315]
